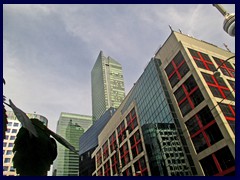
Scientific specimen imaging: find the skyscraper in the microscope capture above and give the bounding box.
[90,31,235,176]
[52,112,92,176]
[3,111,48,176]
[91,51,125,121]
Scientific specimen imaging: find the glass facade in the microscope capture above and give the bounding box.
[91,51,125,121]
[120,58,194,176]
[52,113,92,176]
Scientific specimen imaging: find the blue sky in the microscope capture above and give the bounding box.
[3,4,235,133]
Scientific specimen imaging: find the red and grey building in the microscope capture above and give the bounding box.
[87,31,234,176]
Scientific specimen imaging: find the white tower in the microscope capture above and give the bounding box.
[213,4,235,37]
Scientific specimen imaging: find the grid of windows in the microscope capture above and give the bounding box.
[213,57,235,78]
[202,72,234,101]
[165,51,190,88]
[174,75,204,116]
[185,106,223,153]
[218,103,235,134]
[200,146,235,176]
[95,107,149,176]
[188,48,216,71]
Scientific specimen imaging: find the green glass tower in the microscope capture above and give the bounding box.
[52,113,92,176]
[91,51,125,121]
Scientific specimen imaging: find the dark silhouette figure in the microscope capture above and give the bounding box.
[13,118,57,176]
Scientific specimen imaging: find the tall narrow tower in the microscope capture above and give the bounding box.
[91,51,125,121]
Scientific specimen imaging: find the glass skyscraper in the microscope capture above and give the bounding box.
[91,51,125,121]
[52,112,92,176]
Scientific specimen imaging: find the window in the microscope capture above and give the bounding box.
[186,106,223,153]
[122,167,133,176]
[3,166,8,171]
[8,143,13,147]
[202,72,234,101]
[174,76,204,116]
[200,146,235,176]
[10,136,15,140]
[102,141,109,161]
[213,57,235,78]
[133,157,148,176]
[6,150,12,155]
[227,80,235,91]
[188,49,216,71]
[192,133,208,153]
[215,146,235,172]
[13,122,19,127]
[200,154,218,176]
[117,121,126,144]
[4,158,11,163]
[218,103,235,134]
[126,108,138,134]
[12,129,17,133]
[165,51,190,88]
[130,130,143,159]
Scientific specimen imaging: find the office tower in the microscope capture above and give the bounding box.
[90,58,194,176]
[90,31,234,176]
[155,31,235,175]
[3,111,48,176]
[52,112,92,176]
[79,107,116,176]
[91,51,125,121]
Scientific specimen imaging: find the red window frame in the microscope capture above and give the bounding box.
[174,76,204,116]
[96,150,102,167]
[102,141,109,161]
[188,48,215,71]
[213,57,235,78]
[202,72,234,100]
[165,51,189,88]
[109,132,117,153]
[126,108,138,133]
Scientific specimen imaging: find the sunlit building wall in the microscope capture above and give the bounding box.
[91,51,125,121]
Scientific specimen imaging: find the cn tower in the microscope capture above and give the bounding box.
[213,4,235,37]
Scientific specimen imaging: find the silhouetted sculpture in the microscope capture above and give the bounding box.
[13,118,57,176]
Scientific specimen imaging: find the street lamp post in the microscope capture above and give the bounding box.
[213,55,235,78]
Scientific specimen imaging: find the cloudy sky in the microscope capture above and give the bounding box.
[3,4,235,132]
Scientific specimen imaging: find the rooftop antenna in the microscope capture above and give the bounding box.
[179,29,182,33]
[213,4,235,37]
[223,43,231,52]
[169,25,173,32]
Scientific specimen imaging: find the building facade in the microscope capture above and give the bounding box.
[79,107,116,176]
[91,57,194,176]
[154,31,235,175]
[90,31,235,176]
[52,112,92,176]
[91,51,125,121]
[3,111,48,176]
